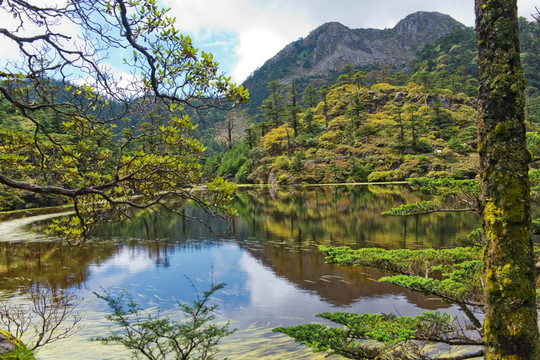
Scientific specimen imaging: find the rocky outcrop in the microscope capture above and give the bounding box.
[243,11,466,112]
[0,330,23,355]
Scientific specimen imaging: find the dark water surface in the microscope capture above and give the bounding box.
[0,185,480,359]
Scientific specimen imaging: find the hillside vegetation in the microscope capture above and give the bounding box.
[205,81,481,184]
[205,17,540,185]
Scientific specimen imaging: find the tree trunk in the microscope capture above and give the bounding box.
[476,1,540,358]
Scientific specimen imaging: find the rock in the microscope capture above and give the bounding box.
[242,11,466,112]
[0,331,19,354]
[394,92,406,102]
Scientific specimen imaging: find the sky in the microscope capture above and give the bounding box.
[1,1,538,87]
[163,0,540,83]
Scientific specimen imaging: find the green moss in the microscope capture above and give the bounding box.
[494,122,509,136]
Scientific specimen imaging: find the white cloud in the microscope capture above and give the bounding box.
[231,28,290,83]
[203,41,235,47]
[3,0,539,86]
[70,65,144,99]
[518,0,540,19]
[0,1,81,66]
[164,0,314,83]
[164,0,540,84]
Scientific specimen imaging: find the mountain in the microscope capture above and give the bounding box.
[242,11,466,113]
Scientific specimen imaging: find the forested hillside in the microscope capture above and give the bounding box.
[204,16,540,185]
[204,80,480,184]
[2,14,540,210]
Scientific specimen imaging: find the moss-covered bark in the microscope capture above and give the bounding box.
[476,0,540,358]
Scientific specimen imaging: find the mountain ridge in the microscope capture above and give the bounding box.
[242,11,466,112]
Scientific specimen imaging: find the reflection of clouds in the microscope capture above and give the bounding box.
[209,243,245,287]
[240,252,299,310]
[91,247,155,274]
[87,248,155,290]
[237,250,460,329]
[236,251,345,329]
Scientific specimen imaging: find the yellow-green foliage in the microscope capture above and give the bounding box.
[240,78,507,184]
[260,125,290,154]
[318,129,342,149]
[370,83,400,93]
[453,105,477,127]
[367,170,405,182]
[0,330,34,360]
[273,155,291,171]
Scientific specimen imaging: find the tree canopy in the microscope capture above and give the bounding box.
[0,0,248,243]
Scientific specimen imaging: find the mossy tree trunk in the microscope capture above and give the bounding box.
[476,0,540,358]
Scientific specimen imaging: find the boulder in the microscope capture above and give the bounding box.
[0,330,23,354]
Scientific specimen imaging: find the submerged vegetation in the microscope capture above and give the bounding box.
[95,281,234,360]
[276,241,486,359]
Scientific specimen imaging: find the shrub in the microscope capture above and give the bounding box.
[348,160,373,183]
[447,137,466,152]
[274,155,291,171]
[291,153,305,174]
[451,168,477,179]
[276,174,291,185]
[215,143,249,178]
[235,161,252,183]
[367,170,405,182]
[96,282,234,360]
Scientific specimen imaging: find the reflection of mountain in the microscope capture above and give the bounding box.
[239,240,451,311]
[233,185,479,249]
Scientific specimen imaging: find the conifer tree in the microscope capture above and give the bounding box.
[260,81,285,127]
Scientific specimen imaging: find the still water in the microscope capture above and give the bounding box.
[0,185,480,359]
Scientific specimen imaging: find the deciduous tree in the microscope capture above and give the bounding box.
[0,0,247,243]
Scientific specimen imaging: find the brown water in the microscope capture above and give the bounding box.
[0,185,480,359]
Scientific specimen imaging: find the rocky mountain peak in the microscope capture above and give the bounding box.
[394,11,463,36]
[242,11,466,112]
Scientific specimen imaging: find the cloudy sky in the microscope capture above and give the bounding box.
[163,0,540,83]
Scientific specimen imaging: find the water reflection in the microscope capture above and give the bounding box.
[0,185,480,359]
[239,241,450,310]
[234,185,477,248]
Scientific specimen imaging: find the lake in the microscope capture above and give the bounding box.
[0,185,480,359]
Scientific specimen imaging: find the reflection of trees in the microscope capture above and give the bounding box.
[0,205,229,293]
[0,185,480,302]
[0,237,229,294]
[239,240,451,311]
[92,206,230,241]
[233,185,479,249]
[0,241,118,292]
